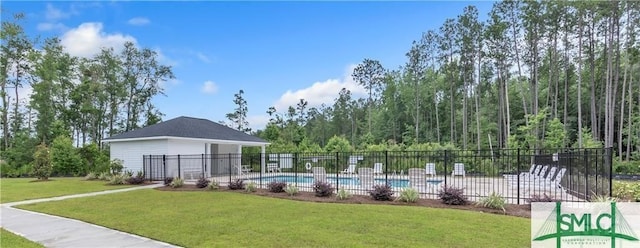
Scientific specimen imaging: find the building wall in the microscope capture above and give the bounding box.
[109,139,168,173]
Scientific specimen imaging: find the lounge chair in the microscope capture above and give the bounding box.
[267,154,281,173]
[358,167,376,190]
[342,164,357,174]
[521,167,567,193]
[408,168,431,193]
[373,163,383,175]
[505,164,543,184]
[425,163,436,177]
[451,163,465,178]
[312,167,327,183]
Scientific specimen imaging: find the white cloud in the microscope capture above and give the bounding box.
[37,22,67,32]
[60,22,136,58]
[196,52,211,63]
[128,17,150,26]
[45,3,73,21]
[273,64,366,111]
[247,115,270,131]
[201,81,218,94]
[154,48,178,67]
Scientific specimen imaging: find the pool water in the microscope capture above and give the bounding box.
[252,176,442,188]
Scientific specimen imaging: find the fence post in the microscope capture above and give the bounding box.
[178,154,181,179]
[607,147,613,197]
[148,155,152,181]
[201,154,205,178]
[163,155,166,180]
[444,150,449,187]
[516,148,521,205]
[294,152,298,184]
[335,152,340,190]
[384,151,388,183]
[229,153,232,184]
[584,149,589,200]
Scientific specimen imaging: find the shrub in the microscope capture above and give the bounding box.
[126,171,145,185]
[476,192,506,212]
[31,143,52,180]
[396,187,419,203]
[438,186,468,205]
[196,177,211,188]
[527,193,558,203]
[613,181,640,202]
[162,177,173,186]
[208,180,220,190]
[369,184,394,201]
[336,187,351,200]
[84,172,99,180]
[313,181,334,197]
[170,177,184,188]
[108,173,126,185]
[589,194,618,202]
[285,185,299,196]
[246,182,257,192]
[267,181,287,193]
[98,172,110,181]
[51,135,84,176]
[228,179,245,190]
[109,159,124,175]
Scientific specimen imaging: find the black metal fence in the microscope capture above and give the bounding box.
[142,148,612,205]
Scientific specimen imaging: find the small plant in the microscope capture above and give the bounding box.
[313,181,334,197]
[369,184,394,201]
[98,172,110,181]
[109,159,124,175]
[527,193,558,203]
[476,192,506,212]
[126,171,145,185]
[170,177,184,188]
[208,180,220,190]
[396,187,420,203]
[164,177,174,186]
[285,185,299,196]
[336,187,351,200]
[196,177,211,188]
[84,172,99,180]
[438,186,468,205]
[246,182,257,192]
[108,173,126,185]
[589,194,618,202]
[228,179,245,190]
[31,143,52,180]
[267,181,287,193]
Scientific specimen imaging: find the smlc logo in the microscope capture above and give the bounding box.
[532,202,640,248]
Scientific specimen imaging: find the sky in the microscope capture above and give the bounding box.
[2,1,495,131]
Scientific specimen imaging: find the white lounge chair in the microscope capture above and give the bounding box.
[425,163,436,177]
[342,164,357,174]
[373,163,383,175]
[522,167,567,193]
[451,163,465,178]
[503,164,538,179]
[267,154,281,173]
[408,168,431,193]
[312,167,327,183]
[358,167,376,190]
[506,164,544,184]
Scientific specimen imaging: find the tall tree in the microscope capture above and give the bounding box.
[226,89,251,133]
[352,59,384,135]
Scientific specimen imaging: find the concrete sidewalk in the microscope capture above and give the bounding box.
[1,184,181,248]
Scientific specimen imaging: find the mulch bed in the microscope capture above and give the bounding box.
[154,184,531,218]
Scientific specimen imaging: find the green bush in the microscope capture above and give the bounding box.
[84,172,99,180]
[336,187,351,200]
[108,173,126,185]
[613,160,640,175]
[51,135,84,176]
[170,177,184,188]
[109,159,124,175]
[246,182,257,192]
[31,143,53,180]
[613,181,640,202]
[475,192,506,212]
[285,185,299,196]
[396,187,419,203]
[98,172,110,181]
[208,180,220,190]
[79,143,110,173]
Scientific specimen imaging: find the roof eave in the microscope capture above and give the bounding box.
[102,136,270,146]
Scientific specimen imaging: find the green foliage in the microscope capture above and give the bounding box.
[612,181,640,202]
[79,143,109,173]
[285,185,299,196]
[613,160,640,175]
[109,159,124,175]
[108,173,126,185]
[170,177,184,188]
[208,180,220,190]
[84,172,99,180]
[336,187,351,200]
[0,132,38,177]
[31,143,52,180]
[396,187,420,203]
[245,182,257,192]
[572,128,602,149]
[543,118,566,149]
[51,135,84,176]
[475,192,506,212]
[324,135,352,152]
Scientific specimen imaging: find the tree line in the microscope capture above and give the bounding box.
[237,1,639,163]
[1,12,174,176]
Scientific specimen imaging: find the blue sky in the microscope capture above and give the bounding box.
[3,1,494,131]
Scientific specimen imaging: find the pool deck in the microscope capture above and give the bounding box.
[192,172,583,205]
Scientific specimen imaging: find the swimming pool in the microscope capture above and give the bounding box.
[251,175,442,188]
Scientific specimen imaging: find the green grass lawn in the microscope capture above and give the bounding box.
[0,177,133,203]
[1,228,43,248]
[18,190,531,247]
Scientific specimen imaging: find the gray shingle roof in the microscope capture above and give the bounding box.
[103,116,268,144]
